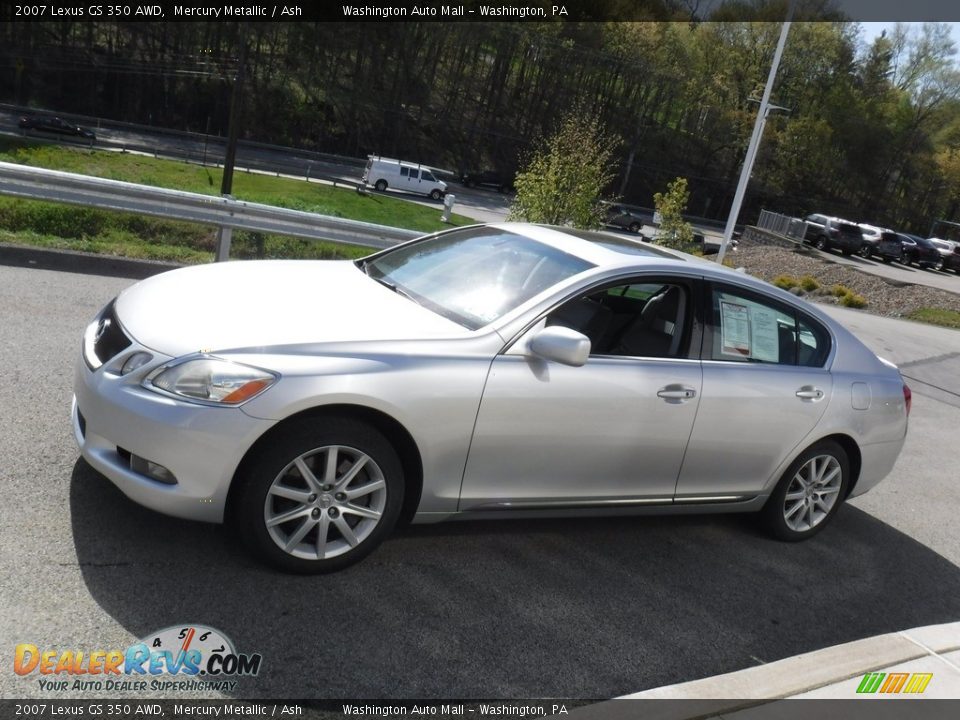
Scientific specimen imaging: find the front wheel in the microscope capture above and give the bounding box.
[858,245,872,258]
[233,418,404,573]
[815,236,829,251]
[629,222,641,233]
[761,440,849,541]
[429,189,442,200]
[374,179,388,192]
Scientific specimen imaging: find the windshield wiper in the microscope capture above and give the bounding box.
[371,276,419,304]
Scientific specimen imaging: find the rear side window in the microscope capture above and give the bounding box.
[706,285,831,367]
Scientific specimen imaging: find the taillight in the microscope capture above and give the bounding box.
[903,383,912,416]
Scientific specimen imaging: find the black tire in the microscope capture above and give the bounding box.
[233,418,404,574]
[932,259,944,272]
[629,222,641,233]
[429,189,442,201]
[374,179,388,192]
[815,236,829,251]
[858,245,871,258]
[899,250,908,265]
[761,440,850,542]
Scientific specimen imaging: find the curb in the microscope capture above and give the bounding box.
[0,242,184,280]
[622,621,960,702]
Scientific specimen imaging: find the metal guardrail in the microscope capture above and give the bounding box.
[0,161,421,258]
[757,209,807,240]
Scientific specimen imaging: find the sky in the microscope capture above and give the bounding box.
[859,21,960,60]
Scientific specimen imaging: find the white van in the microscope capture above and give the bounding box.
[362,156,447,200]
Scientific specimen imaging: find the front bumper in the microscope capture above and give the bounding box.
[73,355,276,523]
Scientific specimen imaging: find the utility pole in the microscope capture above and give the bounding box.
[717,2,795,265]
[215,23,248,262]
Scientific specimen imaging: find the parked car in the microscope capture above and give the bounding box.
[362,156,446,200]
[459,169,513,193]
[856,223,885,258]
[804,216,864,256]
[19,115,95,141]
[73,223,910,573]
[929,238,958,272]
[603,204,645,233]
[875,231,907,264]
[931,239,960,274]
[899,234,943,270]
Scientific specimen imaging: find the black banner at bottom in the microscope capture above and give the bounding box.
[2,699,960,720]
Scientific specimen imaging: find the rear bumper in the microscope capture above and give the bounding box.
[848,438,907,498]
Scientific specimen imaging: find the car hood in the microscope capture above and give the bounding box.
[115,259,467,357]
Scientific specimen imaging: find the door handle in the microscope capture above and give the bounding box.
[795,386,824,400]
[657,386,697,401]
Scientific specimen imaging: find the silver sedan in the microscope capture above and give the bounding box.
[73,224,910,572]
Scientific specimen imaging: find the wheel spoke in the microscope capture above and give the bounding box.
[785,489,805,501]
[818,486,841,497]
[785,500,805,520]
[334,516,359,547]
[266,505,311,528]
[805,503,815,528]
[294,457,322,493]
[269,484,311,503]
[814,497,833,513]
[345,479,385,500]
[323,446,340,484]
[343,503,381,521]
[334,455,370,491]
[284,517,315,551]
[818,466,841,488]
[315,515,331,559]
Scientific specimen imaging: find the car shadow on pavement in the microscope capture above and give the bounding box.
[70,459,960,699]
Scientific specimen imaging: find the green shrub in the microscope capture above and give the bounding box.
[832,284,851,297]
[773,274,798,290]
[839,292,867,308]
[800,275,820,291]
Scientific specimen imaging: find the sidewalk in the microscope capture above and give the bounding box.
[613,621,960,714]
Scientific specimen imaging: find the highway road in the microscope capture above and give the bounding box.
[1,260,959,702]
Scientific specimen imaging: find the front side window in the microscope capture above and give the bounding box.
[422,171,436,182]
[707,285,830,367]
[547,281,691,359]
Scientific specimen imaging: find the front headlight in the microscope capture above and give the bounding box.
[146,357,277,405]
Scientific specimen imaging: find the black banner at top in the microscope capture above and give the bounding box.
[1,0,959,23]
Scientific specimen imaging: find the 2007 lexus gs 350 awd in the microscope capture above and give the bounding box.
[73,224,910,572]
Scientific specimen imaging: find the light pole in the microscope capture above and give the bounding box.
[717,3,796,265]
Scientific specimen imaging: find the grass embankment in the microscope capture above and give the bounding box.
[907,307,960,330]
[0,139,476,263]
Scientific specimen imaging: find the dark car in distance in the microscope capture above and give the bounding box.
[876,233,943,270]
[604,204,645,234]
[19,115,96,141]
[459,169,512,193]
[804,215,864,256]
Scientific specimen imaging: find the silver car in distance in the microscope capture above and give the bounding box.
[73,224,910,572]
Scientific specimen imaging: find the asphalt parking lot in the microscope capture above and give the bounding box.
[2,260,959,701]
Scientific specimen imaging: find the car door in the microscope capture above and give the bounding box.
[674,281,833,501]
[459,276,704,510]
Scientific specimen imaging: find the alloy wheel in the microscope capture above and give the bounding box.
[264,445,387,560]
[781,454,842,532]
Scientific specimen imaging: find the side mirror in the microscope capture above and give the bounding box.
[528,326,591,367]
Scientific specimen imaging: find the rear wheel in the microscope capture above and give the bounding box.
[761,440,849,541]
[234,418,404,573]
[374,179,388,192]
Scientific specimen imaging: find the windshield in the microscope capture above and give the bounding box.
[361,228,594,329]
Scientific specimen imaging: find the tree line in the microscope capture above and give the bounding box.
[1,17,958,233]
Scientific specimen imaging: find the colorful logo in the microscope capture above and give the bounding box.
[856,672,933,694]
[14,625,262,691]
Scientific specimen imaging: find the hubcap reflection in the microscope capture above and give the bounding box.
[264,445,387,560]
[782,454,842,532]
